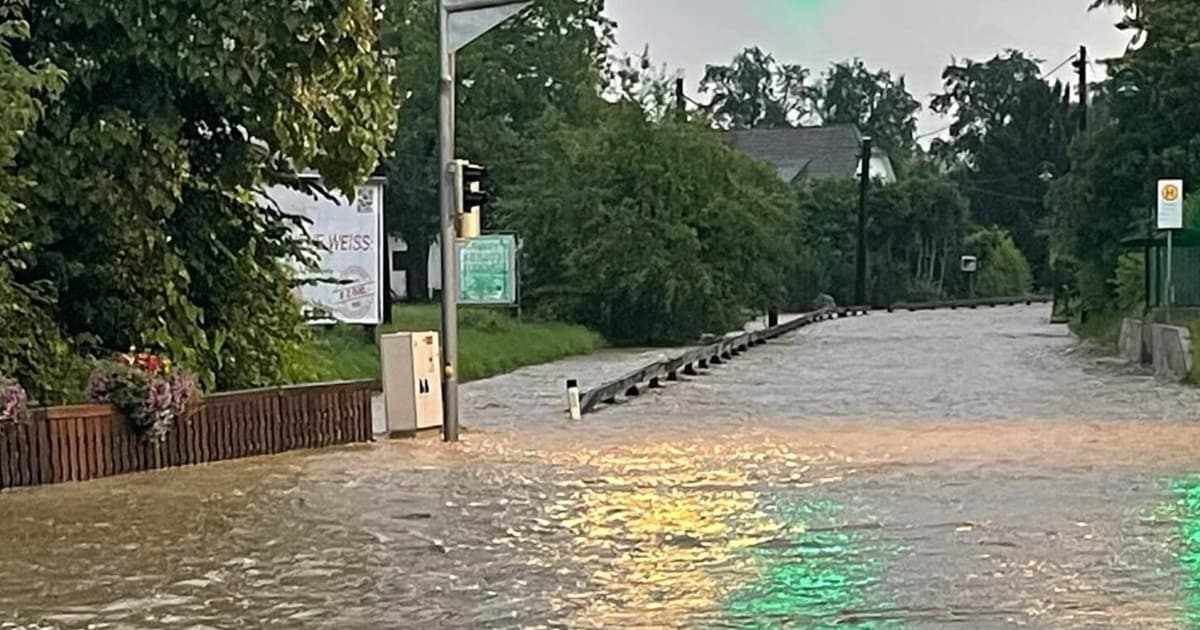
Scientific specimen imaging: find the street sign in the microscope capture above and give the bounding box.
[961,255,978,273]
[458,234,517,305]
[1158,179,1184,230]
[447,1,531,52]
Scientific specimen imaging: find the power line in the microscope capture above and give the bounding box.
[916,123,955,139]
[919,53,1080,144]
[1041,51,1080,80]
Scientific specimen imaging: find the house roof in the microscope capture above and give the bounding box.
[724,124,886,183]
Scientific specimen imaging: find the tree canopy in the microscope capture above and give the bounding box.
[1048,0,1200,310]
[700,47,813,130]
[931,50,1076,285]
[815,59,921,158]
[4,0,396,399]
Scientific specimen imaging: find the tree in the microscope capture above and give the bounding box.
[815,60,921,158]
[699,47,813,130]
[1049,0,1200,310]
[381,0,613,298]
[7,0,396,397]
[931,50,1075,285]
[608,47,680,123]
[501,103,795,345]
[964,227,1033,297]
[0,0,76,401]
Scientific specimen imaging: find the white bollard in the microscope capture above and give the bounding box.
[566,379,582,420]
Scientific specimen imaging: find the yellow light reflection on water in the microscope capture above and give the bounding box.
[539,442,808,626]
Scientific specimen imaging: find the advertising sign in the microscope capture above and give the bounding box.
[266,178,385,325]
[458,234,517,305]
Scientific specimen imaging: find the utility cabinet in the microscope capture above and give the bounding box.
[381,332,443,434]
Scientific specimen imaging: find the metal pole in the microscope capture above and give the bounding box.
[438,2,460,442]
[1078,45,1088,132]
[675,78,686,123]
[855,136,872,306]
[1167,229,1174,323]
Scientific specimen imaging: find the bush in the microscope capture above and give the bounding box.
[87,350,198,443]
[0,374,28,423]
[1115,252,1146,315]
[964,227,1033,297]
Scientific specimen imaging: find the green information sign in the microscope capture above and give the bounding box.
[458,234,517,305]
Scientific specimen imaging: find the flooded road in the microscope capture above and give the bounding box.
[5,306,1200,628]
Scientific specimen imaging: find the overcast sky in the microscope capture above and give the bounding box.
[603,0,1131,138]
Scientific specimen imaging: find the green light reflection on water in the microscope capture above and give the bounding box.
[719,499,898,630]
[1167,475,1200,628]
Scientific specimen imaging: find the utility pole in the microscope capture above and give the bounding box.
[1073,45,1088,132]
[675,77,687,123]
[855,136,872,306]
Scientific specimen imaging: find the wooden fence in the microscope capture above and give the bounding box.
[0,381,374,491]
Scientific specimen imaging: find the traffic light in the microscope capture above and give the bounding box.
[453,159,488,240]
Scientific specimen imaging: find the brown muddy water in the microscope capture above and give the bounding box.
[4,306,1200,629]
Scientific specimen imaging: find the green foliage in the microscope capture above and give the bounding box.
[964,227,1033,297]
[815,59,922,158]
[1189,319,1200,385]
[1115,252,1146,315]
[698,50,922,154]
[1,0,396,398]
[502,104,794,345]
[789,166,972,307]
[700,47,813,130]
[309,305,603,383]
[790,179,857,307]
[381,0,613,296]
[86,358,197,444]
[1070,308,1126,349]
[0,0,78,403]
[931,50,1075,284]
[1049,0,1200,313]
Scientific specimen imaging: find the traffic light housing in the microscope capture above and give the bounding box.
[453,159,488,240]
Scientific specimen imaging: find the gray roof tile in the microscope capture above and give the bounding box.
[725,125,866,182]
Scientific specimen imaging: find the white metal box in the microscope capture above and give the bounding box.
[381,332,444,434]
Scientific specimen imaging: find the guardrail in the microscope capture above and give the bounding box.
[576,306,868,415]
[888,295,1052,312]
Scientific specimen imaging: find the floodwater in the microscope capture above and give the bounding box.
[5,306,1200,628]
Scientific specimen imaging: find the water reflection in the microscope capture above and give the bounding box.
[512,441,877,627]
[722,499,892,629]
[1168,475,1200,628]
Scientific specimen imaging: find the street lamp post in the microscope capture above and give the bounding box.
[438,0,531,442]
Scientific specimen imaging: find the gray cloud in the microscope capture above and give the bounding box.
[604,0,1131,136]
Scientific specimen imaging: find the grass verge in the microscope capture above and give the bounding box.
[1069,308,1126,350]
[305,305,604,383]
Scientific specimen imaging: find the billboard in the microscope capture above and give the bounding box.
[265,178,385,325]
